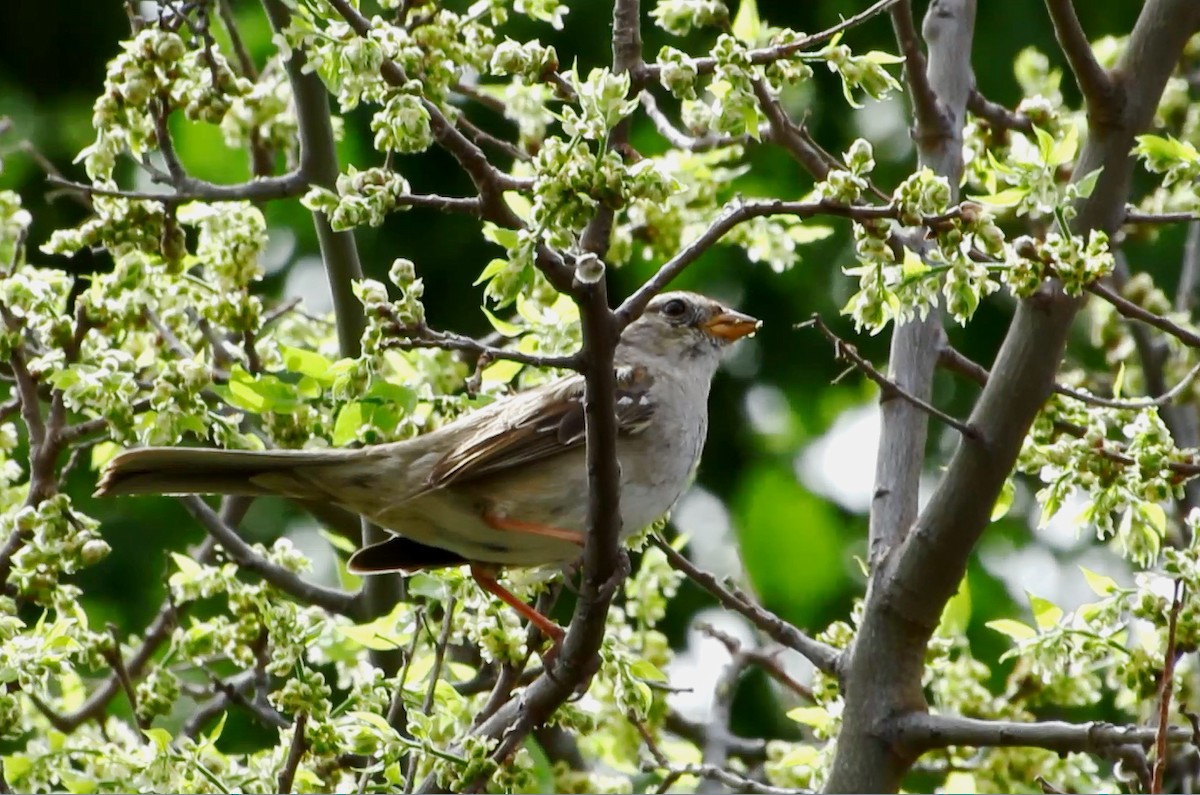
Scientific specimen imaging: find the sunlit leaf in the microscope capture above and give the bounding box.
[985,618,1037,641]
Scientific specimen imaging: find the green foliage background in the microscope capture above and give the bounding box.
[0,0,1171,771]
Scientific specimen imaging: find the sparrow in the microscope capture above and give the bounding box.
[95,291,760,645]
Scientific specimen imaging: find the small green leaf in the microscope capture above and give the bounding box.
[991,478,1015,521]
[862,50,906,65]
[90,441,121,471]
[900,247,929,278]
[3,756,32,785]
[1081,566,1119,597]
[786,706,834,732]
[731,0,761,43]
[1074,167,1103,198]
[142,727,173,751]
[629,658,668,682]
[968,187,1028,207]
[985,618,1037,641]
[350,710,397,735]
[473,257,509,286]
[332,402,365,446]
[206,711,228,745]
[1112,363,1126,399]
[171,552,204,579]
[1139,502,1167,536]
[482,306,522,337]
[481,358,524,385]
[482,223,519,250]
[1048,123,1079,166]
[319,528,358,555]
[939,577,972,635]
[280,346,334,382]
[1028,593,1063,630]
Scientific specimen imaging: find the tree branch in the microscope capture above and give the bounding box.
[800,315,976,440]
[179,495,367,619]
[826,2,1200,790]
[889,712,1193,755]
[639,0,902,82]
[650,535,841,676]
[1044,0,1115,114]
[967,88,1034,134]
[261,0,405,672]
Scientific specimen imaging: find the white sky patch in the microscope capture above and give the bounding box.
[743,384,792,438]
[796,404,879,513]
[666,609,756,723]
[673,487,740,580]
[285,255,335,315]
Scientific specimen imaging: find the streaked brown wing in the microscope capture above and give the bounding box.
[428,365,655,487]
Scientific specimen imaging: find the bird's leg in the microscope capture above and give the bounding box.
[470,564,565,663]
[481,512,585,546]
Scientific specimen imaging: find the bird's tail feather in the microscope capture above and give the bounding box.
[94,447,361,498]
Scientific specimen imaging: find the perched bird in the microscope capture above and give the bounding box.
[96,291,759,646]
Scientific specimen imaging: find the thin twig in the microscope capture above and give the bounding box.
[800,315,978,439]
[650,535,841,676]
[890,712,1192,754]
[404,598,456,794]
[278,713,310,795]
[1152,579,1186,794]
[639,0,902,81]
[179,496,367,619]
[1088,282,1200,349]
[46,173,308,204]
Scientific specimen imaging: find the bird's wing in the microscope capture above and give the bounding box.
[428,365,655,487]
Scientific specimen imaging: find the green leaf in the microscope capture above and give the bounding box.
[968,187,1027,207]
[862,50,906,65]
[351,710,396,733]
[1139,502,1167,536]
[939,577,971,635]
[523,737,557,795]
[1074,167,1103,198]
[786,706,834,732]
[481,358,524,385]
[363,380,417,413]
[142,727,173,751]
[1028,593,1063,630]
[985,618,1037,641]
[332,402,365,446]
[482,306,522,337]
[901,247,929,278]
[319,528,358,555]
[1081,566,1119,597]
[3,756,32,785]
[629,658,668,682]
[482,223,519,250]
[1048,123,1079,166]
[90,441,121,471]
[171,552,204,580]
[991,478,1015,521]
[1033,126,1055,162]
[206,711,228,745]
[1134,134,1200,165]
[339,604,411,651]
[473,257,509,286]
[280,346,335,382]
[731,0,761,43]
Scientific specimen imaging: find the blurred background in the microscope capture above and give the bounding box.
[0,0,1163,749]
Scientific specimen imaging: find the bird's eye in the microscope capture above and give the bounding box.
[661,298,688,319]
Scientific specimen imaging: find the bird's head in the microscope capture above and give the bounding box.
[620,291,760,364]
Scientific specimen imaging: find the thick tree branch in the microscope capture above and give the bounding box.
[826,3,1200,791]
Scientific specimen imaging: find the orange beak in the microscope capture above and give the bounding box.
[703,309,761,342]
